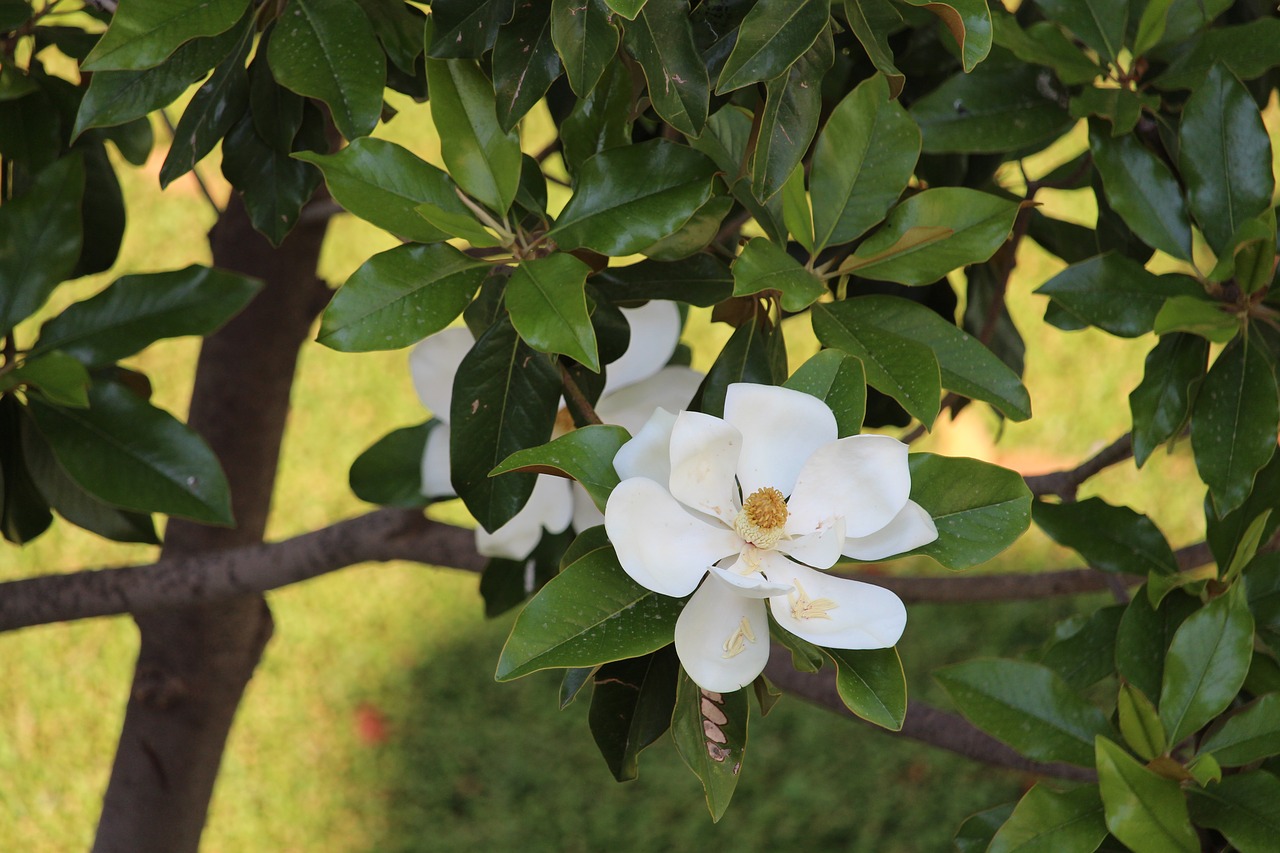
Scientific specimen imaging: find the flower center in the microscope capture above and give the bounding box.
[733,486,788,549]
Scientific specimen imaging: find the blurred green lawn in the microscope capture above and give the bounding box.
[0,92,1229,851]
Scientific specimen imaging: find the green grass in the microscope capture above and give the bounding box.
[0,96,1214,850]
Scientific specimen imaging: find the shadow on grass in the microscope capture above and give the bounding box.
[371,593,1094,852]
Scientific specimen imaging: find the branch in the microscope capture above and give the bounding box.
[1025,433,1134,500]
[763,647,1096,783]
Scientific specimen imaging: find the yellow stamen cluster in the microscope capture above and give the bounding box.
[733,486,788,549]
[721,617,757,659]
[788,578,838,621]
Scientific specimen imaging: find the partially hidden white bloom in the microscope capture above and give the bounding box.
[408,301,703,560]
[604,383,938,693]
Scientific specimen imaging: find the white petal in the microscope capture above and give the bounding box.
[408,327,473,423]
[777,515,845,569]
[595,366,704,436]
[674,575,771,693]
[420,422,455,499]
[604,477,741,597]
[571,481,604,531]
[764,560,907,650]
[842,500,938,561]
[669,411,742,525]
[710,553,794,598]
[613,408,677,484]
[787,434,912,538]
[476,474,574,559]
[603,301,682,394]
[723,383,837,497]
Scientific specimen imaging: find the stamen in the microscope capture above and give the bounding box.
[721,617,757,658]
[788,578,838,621]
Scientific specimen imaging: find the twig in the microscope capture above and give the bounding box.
[558,361,603,426]
[1025,433,1135,500]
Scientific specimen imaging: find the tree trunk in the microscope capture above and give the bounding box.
[92,194,332,852]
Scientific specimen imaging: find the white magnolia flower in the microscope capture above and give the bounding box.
[408,301,702,560]
[604,383,938,693]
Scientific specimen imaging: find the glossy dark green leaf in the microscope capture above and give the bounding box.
[672,671,748,822]
[1095,736,1198,853]
[219,111,322,246]
[1,351,88,408]
[936,659,1113,766]
[451,318,561,532]
[842,0,905,97]
[904,453,1032,569]
[715,0,829,93]
[588,647,679,781]
[840,188,1019,285]
[0,396,53,544]
[560,59,632,178]
[495,545,683,680]
[963,262,1025,379]
[32,266,261,368]
[694,318,786,418]
[348,421,435,508]
[1178,63,1275,256]
[1191,337,1279,517]
[353,0,425,73]
[955,803,1017,853]
[480,527,572,617]
[622,0,709,137]
[1153,17,1280,91]
[783,349,866,437]
[426,0,514,58]
[70,145,125,280]
[592,255,733,306]
[1034,497,1178,576]
[1160,586,1255,745]
[319,243,488,352]
[1209,455,1280,573]
[751,22,832,202]
[812,301,941,428]
[605,0,646,19]
[1069,86,1159,137]
[991,12,1100,86]
[1189,771,1280,853]
[83,0,248,71]
[560,666,597,708]
[0,154,83,339]
[824,647,906,731]
[27,381,232,525]
[1115,588,1197,702]
[690,105,786,243]
[413,201,503,247]
[730,238,826,312]
[1151,294,1238,343]
[811,73,919,251]
[1129,333,1209,468]
[643,194,732,261]
[1210,215,1277,294]
[505,253,599,369]
[1198,693,1280,767]
[1117,683,1166,761]
[550,139,718,256]
[898,0,992,72]
[492,0,561,132]
[1090,126,1193,261]
[492,425,629,512]
[1034,0,1125,64]
[0,89,62,170]
[248,46,304,152]
[1041,605,1124,691]
[267,0,385,140]
[988,784,1108,853]
[550,0,618,97]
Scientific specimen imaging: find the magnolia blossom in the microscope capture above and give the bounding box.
[604,383,938,693]
[408,301,702,559]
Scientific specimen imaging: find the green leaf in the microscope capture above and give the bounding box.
[491,425,630,512]
[1151,294,1238,343]
[593,255,733,307]
[505,254,599,370]
[811,73,919,251]
[689,105,786,243]
[1189,772,1280,853]
[451,318,562,532]
[1129,333,1209,467]
[1118,683,1167,761]
[1041,605,1124,690]
[898,0,992,72]
[1178,63,1275,256]
[413,201,503,247]
[27,381,232,525]
[294,138,471,243]
[495,545,684,680]
[83,0,248,71]
[0,154,84,339]
[1159,587,1255,746]
[551,0,617,97]
[318,244,489,352]
[605,0,647,19]
[248,47,304,152]
[988,784,1108,853]
[906,453,1032,570]
[841,0,905,98]
[1070,86,1159,137]
[0,396,53,544]
[955,803,1017,853]
[1191,336,1279,517]
[783,349,866,438]
[1115,587,1198,702]
[751,23,833,202]
[621,0,709,137]
[425,0,513,58]
[1034,0,1126,65]
[353,0,425,73]
[549,139,718,256]
[1033,497,1178,576]
[1034,251,1203,338]
[643,194,733,261]
[1198,693,1280,767]
[715,0,830,94]
[348,421,435,508]
[671,672,748,822]
[492,0,561,132]
[560,59,633,178]
[266,0,384,140]
[840,188,1019,285]
[219,109,323,245]
[32,266,261,367]
[824,647,906,731]
[693,318,787,419]
[1208,456,1280,571]
[730,238,826,312]
[588,648,679,781]
[559,666,597,708]
[1134,0,1173,56]
[1094,736,1198,853]
[811,301,941,429]
[3,352,89,408]
[1210,215,1277,294]
[1153,17,1280,91]
[992,13,1100,85]
[935,659,1114,766]
[1090,126,1193,261]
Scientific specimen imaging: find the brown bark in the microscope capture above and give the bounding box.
[92,193,332,853]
